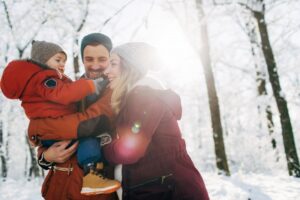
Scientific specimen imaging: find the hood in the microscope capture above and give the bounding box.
[157,89,182,120]
[132,75,182,120]
[1,60,43,99]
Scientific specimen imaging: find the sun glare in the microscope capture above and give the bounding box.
[145,9,201,86]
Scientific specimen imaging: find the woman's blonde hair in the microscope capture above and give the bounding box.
[111,58,142,114]
[110,42,160,114]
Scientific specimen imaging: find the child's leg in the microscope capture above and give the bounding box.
[77,137,101,168]
[77,137,120,195]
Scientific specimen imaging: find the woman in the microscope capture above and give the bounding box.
[103,42,209,200]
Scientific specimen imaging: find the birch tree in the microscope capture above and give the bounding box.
[0,121,7,179]
[238,0,300,177]
[237,8,279,161]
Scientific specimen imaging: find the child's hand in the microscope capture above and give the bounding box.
[93,77,109,95]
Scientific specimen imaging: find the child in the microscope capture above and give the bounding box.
[0,40,120,195]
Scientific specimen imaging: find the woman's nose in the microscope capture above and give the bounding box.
[103,67,110,75]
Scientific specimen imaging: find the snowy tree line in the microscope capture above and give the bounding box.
[0,0,299,181]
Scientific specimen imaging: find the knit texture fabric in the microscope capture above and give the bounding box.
[31,40,67,64]
[111,42,161,77]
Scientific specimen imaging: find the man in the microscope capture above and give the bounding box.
[35,33,119,200]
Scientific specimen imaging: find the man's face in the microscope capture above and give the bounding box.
[83,44,110,79]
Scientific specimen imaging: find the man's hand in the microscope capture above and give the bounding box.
[43,140,78,163]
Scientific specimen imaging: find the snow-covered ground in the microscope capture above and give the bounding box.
[0,172,299,200]
[204,173,300,200]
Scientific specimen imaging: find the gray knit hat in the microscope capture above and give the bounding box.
[111,42,160,76]
[31,40,67,64]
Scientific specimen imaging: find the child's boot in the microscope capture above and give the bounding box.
[81,162,121,196]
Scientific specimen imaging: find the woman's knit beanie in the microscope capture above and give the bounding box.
[111,42,161,76]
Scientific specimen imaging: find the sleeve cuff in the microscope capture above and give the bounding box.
[38,152,54,170]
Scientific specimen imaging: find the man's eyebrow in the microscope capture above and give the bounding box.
[84,56,107,59]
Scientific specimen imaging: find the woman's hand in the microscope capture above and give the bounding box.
[43,140,78,163]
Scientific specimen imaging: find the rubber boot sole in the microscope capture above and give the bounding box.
[81,183,121,196]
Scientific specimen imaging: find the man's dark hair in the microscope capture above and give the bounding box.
[80,33,112,60]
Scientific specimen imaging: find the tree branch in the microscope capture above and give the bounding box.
[2,0,13,30]
[21,18,48,51]
[99,0,137,31]
[76,0,90,32]
[129,0,156,41]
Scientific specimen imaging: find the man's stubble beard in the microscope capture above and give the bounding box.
[86,71,104,80]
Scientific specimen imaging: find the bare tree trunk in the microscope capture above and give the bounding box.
[167,0,230,175]
[0,121,7,179]
[195,0,230,175]
[73,37,81,80]
[25,135,41,180]
[244,13,279,160]
[72,0,90,80]
[0,102,12,181]
[253,7,300,177]
[4,43,9,63]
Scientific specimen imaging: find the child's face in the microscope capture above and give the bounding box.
[46,52,66,73]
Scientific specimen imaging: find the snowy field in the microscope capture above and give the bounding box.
[0,172,299,200]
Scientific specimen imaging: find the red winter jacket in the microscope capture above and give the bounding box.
[1,60,96,119]
[103,86,210,200]
[1,60,114,145]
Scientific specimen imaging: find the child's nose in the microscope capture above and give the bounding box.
[58,65,65,73]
